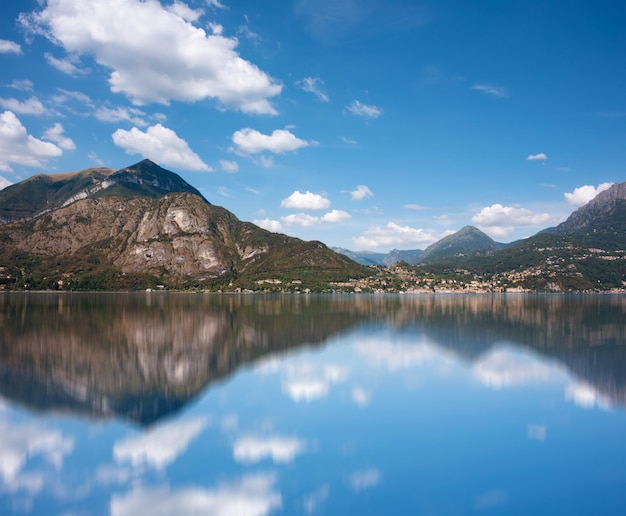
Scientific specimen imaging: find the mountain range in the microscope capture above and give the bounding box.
[0,160,623,291]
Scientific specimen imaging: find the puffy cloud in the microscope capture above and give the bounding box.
[113,417,208,471]
[233,128,310,154]
[281,190,330,210]
[565,381,611,410]
[254,218,283,232]
[233,435,307,464]
[527,152,548,161]
[349,185,373,201]
[0,176,12,190]
[220,159,239,173]
[471,204,551,239]
[22,0,281,113]
[299,77,329,102]
[321,209,351,223]
[353,221,440,249]
[472,347,559,390]
[564,182,613,207]
[0,39,22,54]
[279,362,349,403]
[0,96,47,115]
[0,419,74,491]
[280,213,320,227]
[167,0,204,22]
[110,473,281,516]
[471,83,508,98]
[350,468,381,492]
[43,123,75,150]
[303,485,329,515]
[112,123,211,171]
[0,110,63,171]
[95,106,148,126]
[346,100,382,118]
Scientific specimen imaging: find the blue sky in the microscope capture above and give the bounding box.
[0,0,624,251]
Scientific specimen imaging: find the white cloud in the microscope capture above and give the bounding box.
[356,336,441,371]
[403,203,427,211]
[472,347,559,390]
[280,213,320,227]
[0,96,47,115]
[565,382,611,410]
[351,387,371,407]
[527,153,548,161]
[167,0,204,22]
[349,185,373,201]
[233,128,310,154]
[43,123,76,150]
[0,176,12,190]
[8,79,34,92]
[110,473,281,516]
[233,435,307,464]
[254,218,283,232]
[321,209,351,223]
[113,417,208,471]
[346,100,382,118]
[280,362,349,403]
[0,110,63,171]
[95,106,148,126]
[471,83,508,98]
[22,0,282,113]
[471,204,551,239]
[44,52,89,75]
[281,190,330,210]
[353,221,440,250]
[350,468,381,492]
[112,123,211,171]
[299,77,329,102]
[0,40,22,54]
[220,159,239,173]
[564,182,613,207]
[340,135,357,144]
[0,419,74,491]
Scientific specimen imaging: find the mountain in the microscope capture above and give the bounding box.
[0,160,368,291]
[419,225,506,263]
[0,159,205,224]
[332,247,423,266]
[544,181,626,249]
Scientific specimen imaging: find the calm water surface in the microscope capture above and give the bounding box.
[0,293,625,515]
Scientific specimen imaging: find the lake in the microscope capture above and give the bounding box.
[0,292,625,515]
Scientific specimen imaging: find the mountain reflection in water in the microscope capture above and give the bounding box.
[1,292,626,516]
[0,293,624,424]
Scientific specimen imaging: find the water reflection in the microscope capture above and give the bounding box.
[1,293,625,423]
[0,293,625,515]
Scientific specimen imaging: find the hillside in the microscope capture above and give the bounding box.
[419,225,506,263]
[0,160,367,291]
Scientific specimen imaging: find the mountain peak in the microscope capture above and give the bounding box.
[420,225,504,263]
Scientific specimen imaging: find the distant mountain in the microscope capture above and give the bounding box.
[0,160,367,290]
[333,247,423,266]
[419,226,506,263]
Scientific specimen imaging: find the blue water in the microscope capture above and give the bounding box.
[0,293,624,515]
